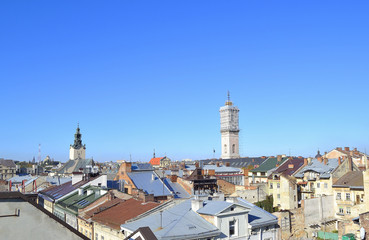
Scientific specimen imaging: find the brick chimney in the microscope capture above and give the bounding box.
[170,175,178,183]
[121,161,132,173]
[304,158,308,166]
[195,162,200,168]
[324,158,328,165]
[277,155,282,162]
[348,156,353,171]
[338,157,342,165]
[337,147,342,151]
[345,147,350,152]
[225,162,230,167]
[216,162,220,167]
[317,156,323,163]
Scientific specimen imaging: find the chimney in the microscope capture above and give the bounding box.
[304,158,308,166]
[151,173,155,181]
[195,162,200,168]
[324,158,328,165]
[338,157,342,165]
[345,147,350,152]
[78,188,84,196]
[170,175,177,183]
[72,172,84,185]
[354,148,358,152]
[191,198,204,212]
[348,156,353,171]
[317,156,323,163]
[225,162,230,167]
[337,147,342,151]
[277,155,282,162]
[276,164,279,167]
[216,162,220,167]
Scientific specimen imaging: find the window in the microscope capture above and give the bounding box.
[324,183,328,188]
[101,236,104,240]
[310,183,314,189]
[347,207,351,215]
[277,194,280,199]
[339,207,344,214]
[95,233,98,240]
[224,144,227,154]
[270,183,273,189]
[229,220,235,236]
[232,144,235,153]
[85,230,87,236]
[277,183,280,188]
[336,193,341,200]
[346,193,350,201]
[294,195,296,201]
[317,183,320,188]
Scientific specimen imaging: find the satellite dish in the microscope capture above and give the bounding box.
[360,227,365,240]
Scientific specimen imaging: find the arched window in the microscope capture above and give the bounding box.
[232,144,236,153]
[224,144,227,153]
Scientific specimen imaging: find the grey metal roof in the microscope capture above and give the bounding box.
[237,198,278,228]
[57,158,94,174]
[127,171,173,197]
[8,175,33,183]
[163,179,190,199]
[199,157,266,168]
[197,201,236,215]
[121,200,221,240]
[294,158,339,179]
[186,165,242,173]
[131,163,153,171]
[0,159,16,168]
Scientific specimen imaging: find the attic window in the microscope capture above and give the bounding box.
[230,207,234,211]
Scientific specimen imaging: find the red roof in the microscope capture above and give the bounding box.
[91,199,159,230]
[149,157,162,165]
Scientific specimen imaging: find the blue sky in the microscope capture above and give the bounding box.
[1,1,368,162]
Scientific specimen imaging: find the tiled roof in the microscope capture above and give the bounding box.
[127,171,173,197]
[269,157,305,177]
[250,157,288,173]
[333,171,363,188]
[294,158,339,179]
[92,199,159,230]
[186,164,242,173]
[82,198,124,219]
[149,157,162,165]
[0,159,16,168]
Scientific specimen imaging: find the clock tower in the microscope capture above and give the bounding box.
[69,124,86,160]
[220,92,240,159]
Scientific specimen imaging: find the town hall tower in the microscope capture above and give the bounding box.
[220,92,240,159]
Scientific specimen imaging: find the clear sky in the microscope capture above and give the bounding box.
[1,1,368,163]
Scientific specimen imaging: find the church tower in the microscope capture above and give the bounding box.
[220,92,240,159]
[69,124,86,160]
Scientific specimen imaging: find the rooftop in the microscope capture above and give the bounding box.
[294,158,339,179]
[127,171,173,197]
[333,171,363,188]
[92,198,159,230]
[250,157,289,173]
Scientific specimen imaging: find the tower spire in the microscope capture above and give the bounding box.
[225,91,233,106]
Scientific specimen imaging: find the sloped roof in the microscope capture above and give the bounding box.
[250,157,288,173]
[82,198,124,220]
[269,157,305,177]
[237,198,278,228]
[163,178,191,199]
[200,157,267,168]
[149,157,162,165]
[0,159,16,168]
[333,171,363,188]
[294,158,339,179]
[197,201,249,215]
[186,165,242,173]
[131,163,153,171]
[57,158,94,174]
[127,171,173,197]
[121,200,221,240]
[92,199,159,230]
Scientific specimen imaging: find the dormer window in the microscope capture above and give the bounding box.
[230,207,234,211]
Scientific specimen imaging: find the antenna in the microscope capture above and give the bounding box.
[129,154,132,162]
[227,90,230,101]
[38,144,41,165]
